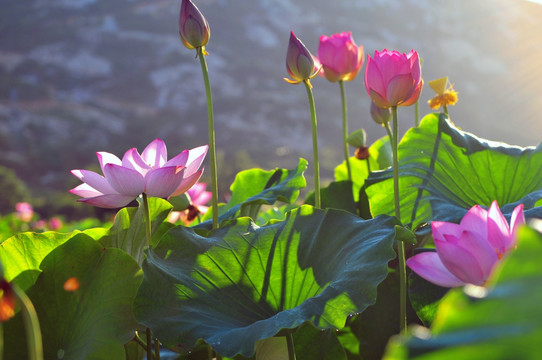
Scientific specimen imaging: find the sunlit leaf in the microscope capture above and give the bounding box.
[5,235,142,359]
[367,113,542,229]
[134,205,398,358]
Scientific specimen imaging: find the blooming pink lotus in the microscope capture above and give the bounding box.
[284,31,320,85]
[364,49,423,109]
[70,139,207,209]
[316,31,364,82]
[407,201,525,287]
[179,0,210,50]
[168,182,212,224]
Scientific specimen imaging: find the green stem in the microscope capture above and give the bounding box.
[303,80,320,209]
[391,107,407,333]
[443,104,449,118]
[339,81,352,182]
[286,331,297,360]
[414,100,419,127]
[12,284,43,360]
[197,47,219,230]
[142,193,152,247]
[146,327,153,360]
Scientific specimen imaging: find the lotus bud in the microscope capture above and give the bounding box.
[179,0,210,50]
[284,31,320,85]
[370,101,392,125]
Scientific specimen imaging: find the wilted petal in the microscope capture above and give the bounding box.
[142,138,168,168]
[79,194,136,209]
[70,169,116,194]
[145,166,186,198]
[407,252,465,288]
[171,169,203,197]
[103,164,145,196]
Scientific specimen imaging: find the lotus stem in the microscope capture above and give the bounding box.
[339,80,352,182]
[286,331,297,360]
[391,106,407,333]
[12,284,43,360]
[303,80,321,209]
[142,193,152,247]
[197,46,219,229]
[415,100,419,127]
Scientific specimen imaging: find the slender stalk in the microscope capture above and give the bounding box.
[443,104,449,118]
[154,337,160,360]
[391,106,407,333]
[286,331,297,360]
[414,100,419,127]
[339,80,352,182]
[142,193,152,247]
[197,46,219,229]
[12,284,43,360]
[146,327,153,360]
[303,80,321,209]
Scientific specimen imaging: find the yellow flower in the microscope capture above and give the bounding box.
[427,77,458,110]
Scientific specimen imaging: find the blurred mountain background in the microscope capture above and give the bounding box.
[1,0,542,218]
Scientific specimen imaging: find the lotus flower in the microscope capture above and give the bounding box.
[316,31,364,82]
[407,201,525,287]
[15,202,34,222]
[70,139,207,209]
[284,31,320,85]
[168,182,212,224]
[179,0,210,50]
[364,49,422,109]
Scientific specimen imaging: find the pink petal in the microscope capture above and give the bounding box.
[407,252,465,288]
[70,169,116,194]
[456,230,499,281]
[103,164,145,196]
[164,149,189,167]
[431,221,462,242]
[365,56,386,100]
[386,73,416,107]
[185,145,208,176]
[122,148,151,175]
[141,138,167,168]
[510,203,525,239]
[487,201,512,256]
[401,80,423,107]
[369,90,391,109]
[78,194,137,209]
[459,205,488,239]
[435,236,488,286]
[145,166,186,198]
[170,169,204,197]
[96,152,122,173]
[69,183,104,198]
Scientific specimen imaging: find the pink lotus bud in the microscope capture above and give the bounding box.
[284,31,319,85]
[316,32,364,82]
[179,0,210,50]
[48,217,63,231]
[15,202,34,222]
[407,201,525,288]
[370,101,391,125]
[364,49,423,109]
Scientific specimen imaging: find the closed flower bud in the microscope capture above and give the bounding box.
[316,31,364,82]
[179,0,210,50]
[284,31,320,85]
[370,101,392,125]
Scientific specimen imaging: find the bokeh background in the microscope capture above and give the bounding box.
[1,0,542,218]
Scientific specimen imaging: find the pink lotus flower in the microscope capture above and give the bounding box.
[407,201,525,288]
[284,31,320,85]
[168,182,212,224]
[179,0,210,50]
[70,139,207,209]
[364,49,423,109]
[15,202,34,222]
[316,31,364,82]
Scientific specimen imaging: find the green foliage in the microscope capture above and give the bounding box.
[0,165,29,214]
[384,225,542,359]
[134,205,398,358]
[367,113,542,229]
[4,235,142,359]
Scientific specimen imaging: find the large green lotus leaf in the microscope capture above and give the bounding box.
[134,205,397,358]
[0,228,106,283]
[100,197,173,264]
[335,136,392,202]
[304,180,358,215]
[383,225,542,359]
[198,159,307,228]
[367,113,542,229]
[5,234,142,360]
